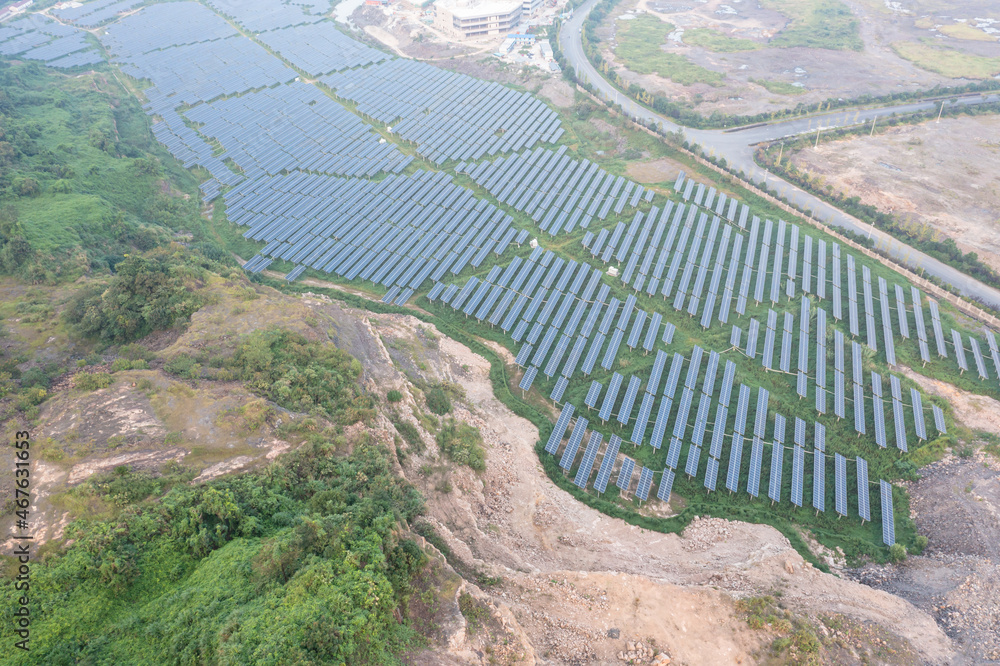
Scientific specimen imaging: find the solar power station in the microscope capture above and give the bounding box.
[0,12,104,67]
[20,0,1000,556]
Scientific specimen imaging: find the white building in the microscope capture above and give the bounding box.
[434,0,522,38]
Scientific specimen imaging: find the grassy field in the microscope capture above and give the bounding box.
[938,22,998,42]
[762,0,863,51]
[615,15,725,86]
[0,62,207,278]
[683,28,762,53]
[892,40,1000,78]
[751,78,808,96]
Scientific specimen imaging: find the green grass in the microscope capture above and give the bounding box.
[891,40,1000,79]
[684,28,762,52]
[762,0,863,51]
[751,78,808,95]
[0,62,209,279]
[615,15,725,86]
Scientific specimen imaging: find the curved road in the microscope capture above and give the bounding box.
[559,0,1000,310]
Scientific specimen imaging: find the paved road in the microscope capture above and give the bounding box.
[559,0,1000,310]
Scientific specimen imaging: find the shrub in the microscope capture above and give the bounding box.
[64,252,202,343]
[386,389,403,403]
[888,543,908,562]
[73,372,113,391]
[392,418,423,453]
[436,419,486,471]
[425,386,452,415]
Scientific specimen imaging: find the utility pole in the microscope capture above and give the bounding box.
[814,126,821,149]
[936,101,944,123]
[870,115,878,137]
[777,142,784,165]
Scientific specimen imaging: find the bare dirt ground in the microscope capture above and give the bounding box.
[597,0,993,118]
[788,115,1000,272]
[373,313,954,664]
[851,366,1000,663]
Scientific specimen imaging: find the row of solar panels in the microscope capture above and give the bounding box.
[428,248,682,398]
[672,175,1000,385]
[730,302,946,450]
[184,82,412,181]
[206,0,326,33]
[0,13,104,68]
[53,0,144,27]
[460,146,650,236]
[543,402,897,545]
[323,57,562,164]
[231,170,518,298]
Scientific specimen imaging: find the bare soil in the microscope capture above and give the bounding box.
[597,0,995,118]
[789,115,1000,272]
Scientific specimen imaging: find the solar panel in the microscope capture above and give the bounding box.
[650,397,672,450]
[544,403,574,454]
[657,467,676,503]
[616,456,636,492]
[726,434,744,493]
[791,445,805,507]
[880,480,895,546]
[584,380,603,409]
[720,361,736,407]
[710,405,727,458]
[518,365,538,391]
[735,384,751,434]
[599,372,624,421]
[768,443,783,503]
[730,325,742,348]
[812,448,825,513]
[911,388,927,440]
[853,383,866,435]
[685,444,701,478]
[970,337,989,380]
[550,376,569,403]
[618,375,642,425]
[574,431,603,488]
[952,329,969,372]
[559,416,588,470]
[631,392,656,445]
[747,438,764,498]
[636,466,654,501]
[593,435,622,493]
[873,396,887,449]
[647,350,668,395]
[666,436,683,469]
[834,453,848,517]
[932,404,946,434]
[704,456,719,492]
[665,353,684,398]
[745,318,760,358]
[834,372,846,420]
[857,457,871,522]
[754,387,769,439]
[892,398,908,452]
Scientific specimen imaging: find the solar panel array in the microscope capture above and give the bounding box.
[257,22,390,76]
[0,14,103,67]
[101,2,237,59]
[325,59,562,163]
[53,0,145,27]
[185,83,411,179]
[228,170,516,302]
[461,147,638,235]
[205,0,326,32]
